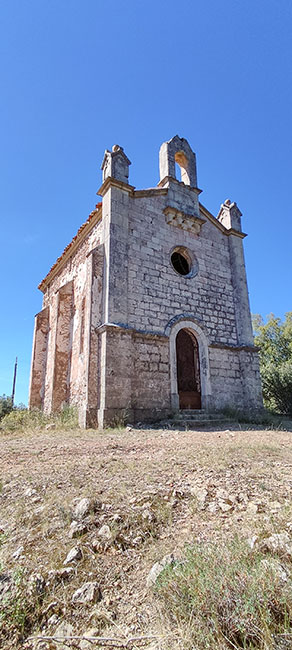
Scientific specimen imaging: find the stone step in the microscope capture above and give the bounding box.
[172,418,232,428]
[176,411,226,421]
[180,409,206,415]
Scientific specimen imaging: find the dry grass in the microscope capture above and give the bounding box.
[1,415,292,648]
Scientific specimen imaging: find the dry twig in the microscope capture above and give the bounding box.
[27,633,158,649]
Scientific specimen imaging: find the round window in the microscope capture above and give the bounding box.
[170,247,198,278]
[171,251,190,275]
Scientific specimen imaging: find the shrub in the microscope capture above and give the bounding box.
[261,361,292,416]
[0,395,13,421]
[0,408,46,432]
[253,313,292,415]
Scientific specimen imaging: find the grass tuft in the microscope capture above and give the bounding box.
[0,405,79,433]
[155,536,292,649]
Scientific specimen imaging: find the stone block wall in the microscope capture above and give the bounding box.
[131,332,170,421]
[126,189,239,347]
[96,326,171,427]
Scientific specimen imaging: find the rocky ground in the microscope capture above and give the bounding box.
[1,421,292,649]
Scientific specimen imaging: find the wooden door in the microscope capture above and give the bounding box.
[176,329,201,409]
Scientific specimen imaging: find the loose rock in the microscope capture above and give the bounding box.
[142,509,154,522]
[69,520,88,538]
[72,581,102,604]
[147,554,174,587]
[12,545,24,560]
[74,498,92,520]
[190,487,208,507]
[28,573,46,595]
[98,524,112,540]
[261,532,292,557]
[47,567,75,584]
[64,545,82,565]
[47,613,59,626]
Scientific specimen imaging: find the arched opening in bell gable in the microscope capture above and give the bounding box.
[174,150,190,185]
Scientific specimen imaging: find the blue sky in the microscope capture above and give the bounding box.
[1,0,291,405]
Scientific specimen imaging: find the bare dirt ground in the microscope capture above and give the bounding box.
[1,422,292,649]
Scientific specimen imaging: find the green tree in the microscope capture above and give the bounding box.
[253,312,292,415]
[0,395,13,421]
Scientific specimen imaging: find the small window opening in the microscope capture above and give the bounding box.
[171,251,190,276]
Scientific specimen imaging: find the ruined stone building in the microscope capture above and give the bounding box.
[29,136,263,427]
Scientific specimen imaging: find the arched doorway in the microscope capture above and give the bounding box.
[176,329,201,409]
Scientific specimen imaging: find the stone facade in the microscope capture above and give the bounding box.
[29,136,263,426]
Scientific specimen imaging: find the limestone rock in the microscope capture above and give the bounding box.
[190,487,208,507]
[91,538,101,552]
[12,545,24,559]
[69,520,88,538]
[64,545,82,565]
[218,500,232,512]
[147,553,174,588]
[47,567,75,584]
[72,581,102,604]
[142,509,154,522]
[28,573,46,595]
[261,532,292,557]
[74,498,92,520]
[24,487,37,497]
[47,613,59,627]
[97,524,112,540]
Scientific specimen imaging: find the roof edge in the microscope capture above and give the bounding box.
[38,203,102,293]
[199,202,246,238]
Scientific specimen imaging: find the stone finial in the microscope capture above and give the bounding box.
[217,199,242,232]
[159,135,197,187]
[101,145,131,184]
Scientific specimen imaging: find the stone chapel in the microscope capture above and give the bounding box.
[29,136,263,427]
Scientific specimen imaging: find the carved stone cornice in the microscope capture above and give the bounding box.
[164,206,206,235]
[97,176,135,197]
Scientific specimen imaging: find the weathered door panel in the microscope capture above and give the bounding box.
[176,329,201,409]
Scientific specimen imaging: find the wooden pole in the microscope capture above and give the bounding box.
[11,357,17,406]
